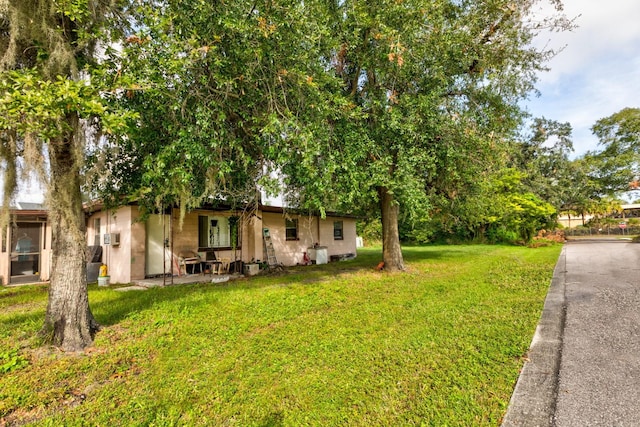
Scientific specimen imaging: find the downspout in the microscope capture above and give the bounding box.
[170,206,175,286]
[162,205,166,287]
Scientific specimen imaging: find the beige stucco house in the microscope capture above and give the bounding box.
[0,203,52,286]
[85,203,358,284]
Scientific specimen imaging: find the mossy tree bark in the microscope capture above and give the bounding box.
[41,117,98,351]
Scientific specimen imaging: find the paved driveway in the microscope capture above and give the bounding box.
[503,239,640,426]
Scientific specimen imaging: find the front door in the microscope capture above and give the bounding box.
[10,222,42,285]
[146,214,172,276]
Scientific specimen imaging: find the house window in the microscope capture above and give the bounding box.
[93,218,101,246]
[333,221,344,240]
[198,215,231,248]
[285,218,298,241]
[1,228,6,252]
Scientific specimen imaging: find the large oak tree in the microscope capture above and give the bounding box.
[276,0,573,270]
[98,0,573,272]
[0,0,131,351]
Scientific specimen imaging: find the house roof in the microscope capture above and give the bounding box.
[8,209,48,221]
[84,199,359,219]
[1,202,48,220]
[14,202,45,210]
[259,204,359,219]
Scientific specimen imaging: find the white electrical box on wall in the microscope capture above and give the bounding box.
[104,233,120,246]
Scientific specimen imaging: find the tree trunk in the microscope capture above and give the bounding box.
[378,186,404,271]
[41,124,98,352]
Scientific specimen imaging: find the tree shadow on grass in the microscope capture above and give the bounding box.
[89,249,384,327]
[92,245,464,325]
[89,283,217,327]
[0,246,458,334]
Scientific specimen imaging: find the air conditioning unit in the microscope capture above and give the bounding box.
[110,233,121,246]
[244,263,259,276]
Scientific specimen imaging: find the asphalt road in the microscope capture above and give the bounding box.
[503,239,640,426]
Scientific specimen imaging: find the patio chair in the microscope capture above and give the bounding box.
[178,250,202,275]
[214,258,231,275]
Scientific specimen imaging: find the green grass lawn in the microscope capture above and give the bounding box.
[0,244,561,426]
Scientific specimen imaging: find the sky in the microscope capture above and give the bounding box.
[524,0,640,157]
[15,176,44,204]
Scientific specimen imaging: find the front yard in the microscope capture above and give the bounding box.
[0,244,561,426]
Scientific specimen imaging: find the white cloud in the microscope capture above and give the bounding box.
[525,0,640,155]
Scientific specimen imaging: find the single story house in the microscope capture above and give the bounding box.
[85,203,358,284]
[0,202,52,286]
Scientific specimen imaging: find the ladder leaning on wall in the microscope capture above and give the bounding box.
[262,228,282,270]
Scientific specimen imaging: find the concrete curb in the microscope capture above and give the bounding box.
[502,246,567,426]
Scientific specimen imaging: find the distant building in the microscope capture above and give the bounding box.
[557,204,640,228]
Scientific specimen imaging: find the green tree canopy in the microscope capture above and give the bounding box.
[93,0,339,224]
[588,107,640,194]
[277,0,572,269]
[515,118,574,208]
